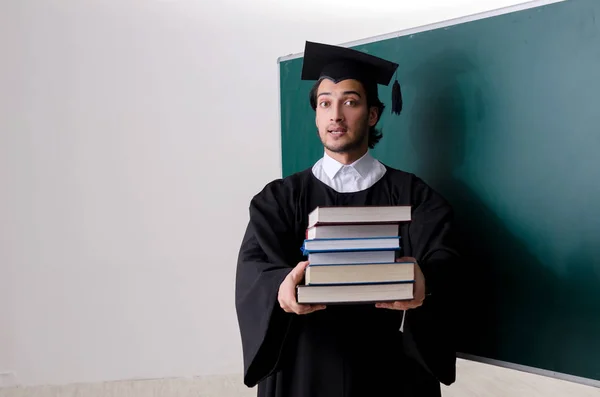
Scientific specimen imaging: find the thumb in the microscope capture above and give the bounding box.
[290,261,309,282]
[397,256,416,263]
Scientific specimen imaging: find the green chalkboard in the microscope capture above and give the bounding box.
[278,0,600,385]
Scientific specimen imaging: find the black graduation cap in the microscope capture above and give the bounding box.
[301,41,403,115]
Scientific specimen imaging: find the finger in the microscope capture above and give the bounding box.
[289,299,325,314]
[393,302,413,310]
[291,301,321,315]
[297,304,326,315]
[398,300,424,310]
[295,305,312,315]
[375,302,396,309]
[376,301,415,310]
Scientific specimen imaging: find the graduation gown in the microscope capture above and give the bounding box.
[235,165,460,397]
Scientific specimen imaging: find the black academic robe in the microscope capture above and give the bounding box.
[235,165,460,397]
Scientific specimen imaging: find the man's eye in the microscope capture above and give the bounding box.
[345,100,356,106]
[319,101,329,108]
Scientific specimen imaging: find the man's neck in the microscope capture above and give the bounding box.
[325,147,368,165]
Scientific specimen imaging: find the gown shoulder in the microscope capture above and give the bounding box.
[250,168,313,206]
[382,165,453,210]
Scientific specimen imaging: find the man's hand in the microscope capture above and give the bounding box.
[375,257,426,310]
[278,261,326,315]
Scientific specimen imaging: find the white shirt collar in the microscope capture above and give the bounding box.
[312,149,387,193]
[322,150,376,180]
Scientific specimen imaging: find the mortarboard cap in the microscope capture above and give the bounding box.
[301,41,403,115]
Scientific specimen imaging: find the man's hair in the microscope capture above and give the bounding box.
[309,78,385,149]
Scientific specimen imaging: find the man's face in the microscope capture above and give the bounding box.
[315,78,378,155]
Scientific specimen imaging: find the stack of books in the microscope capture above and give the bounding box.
[296,206,415,304]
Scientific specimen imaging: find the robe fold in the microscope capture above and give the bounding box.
[235,166,460,397]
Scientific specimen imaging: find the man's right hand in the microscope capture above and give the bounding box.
[278,260,326,315]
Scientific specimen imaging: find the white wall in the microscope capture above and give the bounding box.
[0,0,533,388]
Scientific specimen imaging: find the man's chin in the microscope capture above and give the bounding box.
[323,141,344,152]
[320,134,365,154]
[324,143,358,154]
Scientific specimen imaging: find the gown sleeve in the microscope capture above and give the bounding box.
[409,178,460,298]
[401,175,462,386]
[235,180,300,387]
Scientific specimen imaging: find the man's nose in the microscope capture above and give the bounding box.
[330,103,344,122]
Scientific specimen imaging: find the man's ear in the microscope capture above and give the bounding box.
[368,106,379,127]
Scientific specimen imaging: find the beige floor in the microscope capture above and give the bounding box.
[1,359,599,397]
[443,359,600,397]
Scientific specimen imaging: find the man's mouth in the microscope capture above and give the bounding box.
[328,127,347,136]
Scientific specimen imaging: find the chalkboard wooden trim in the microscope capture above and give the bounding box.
[277,0,565,63]
[457,353,600,389]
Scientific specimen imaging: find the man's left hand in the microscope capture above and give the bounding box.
[375,257,426,310]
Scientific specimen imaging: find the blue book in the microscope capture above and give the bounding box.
[307,249,399,265]
[301,236,401,255]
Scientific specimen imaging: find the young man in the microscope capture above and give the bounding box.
[235,41,459,397]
